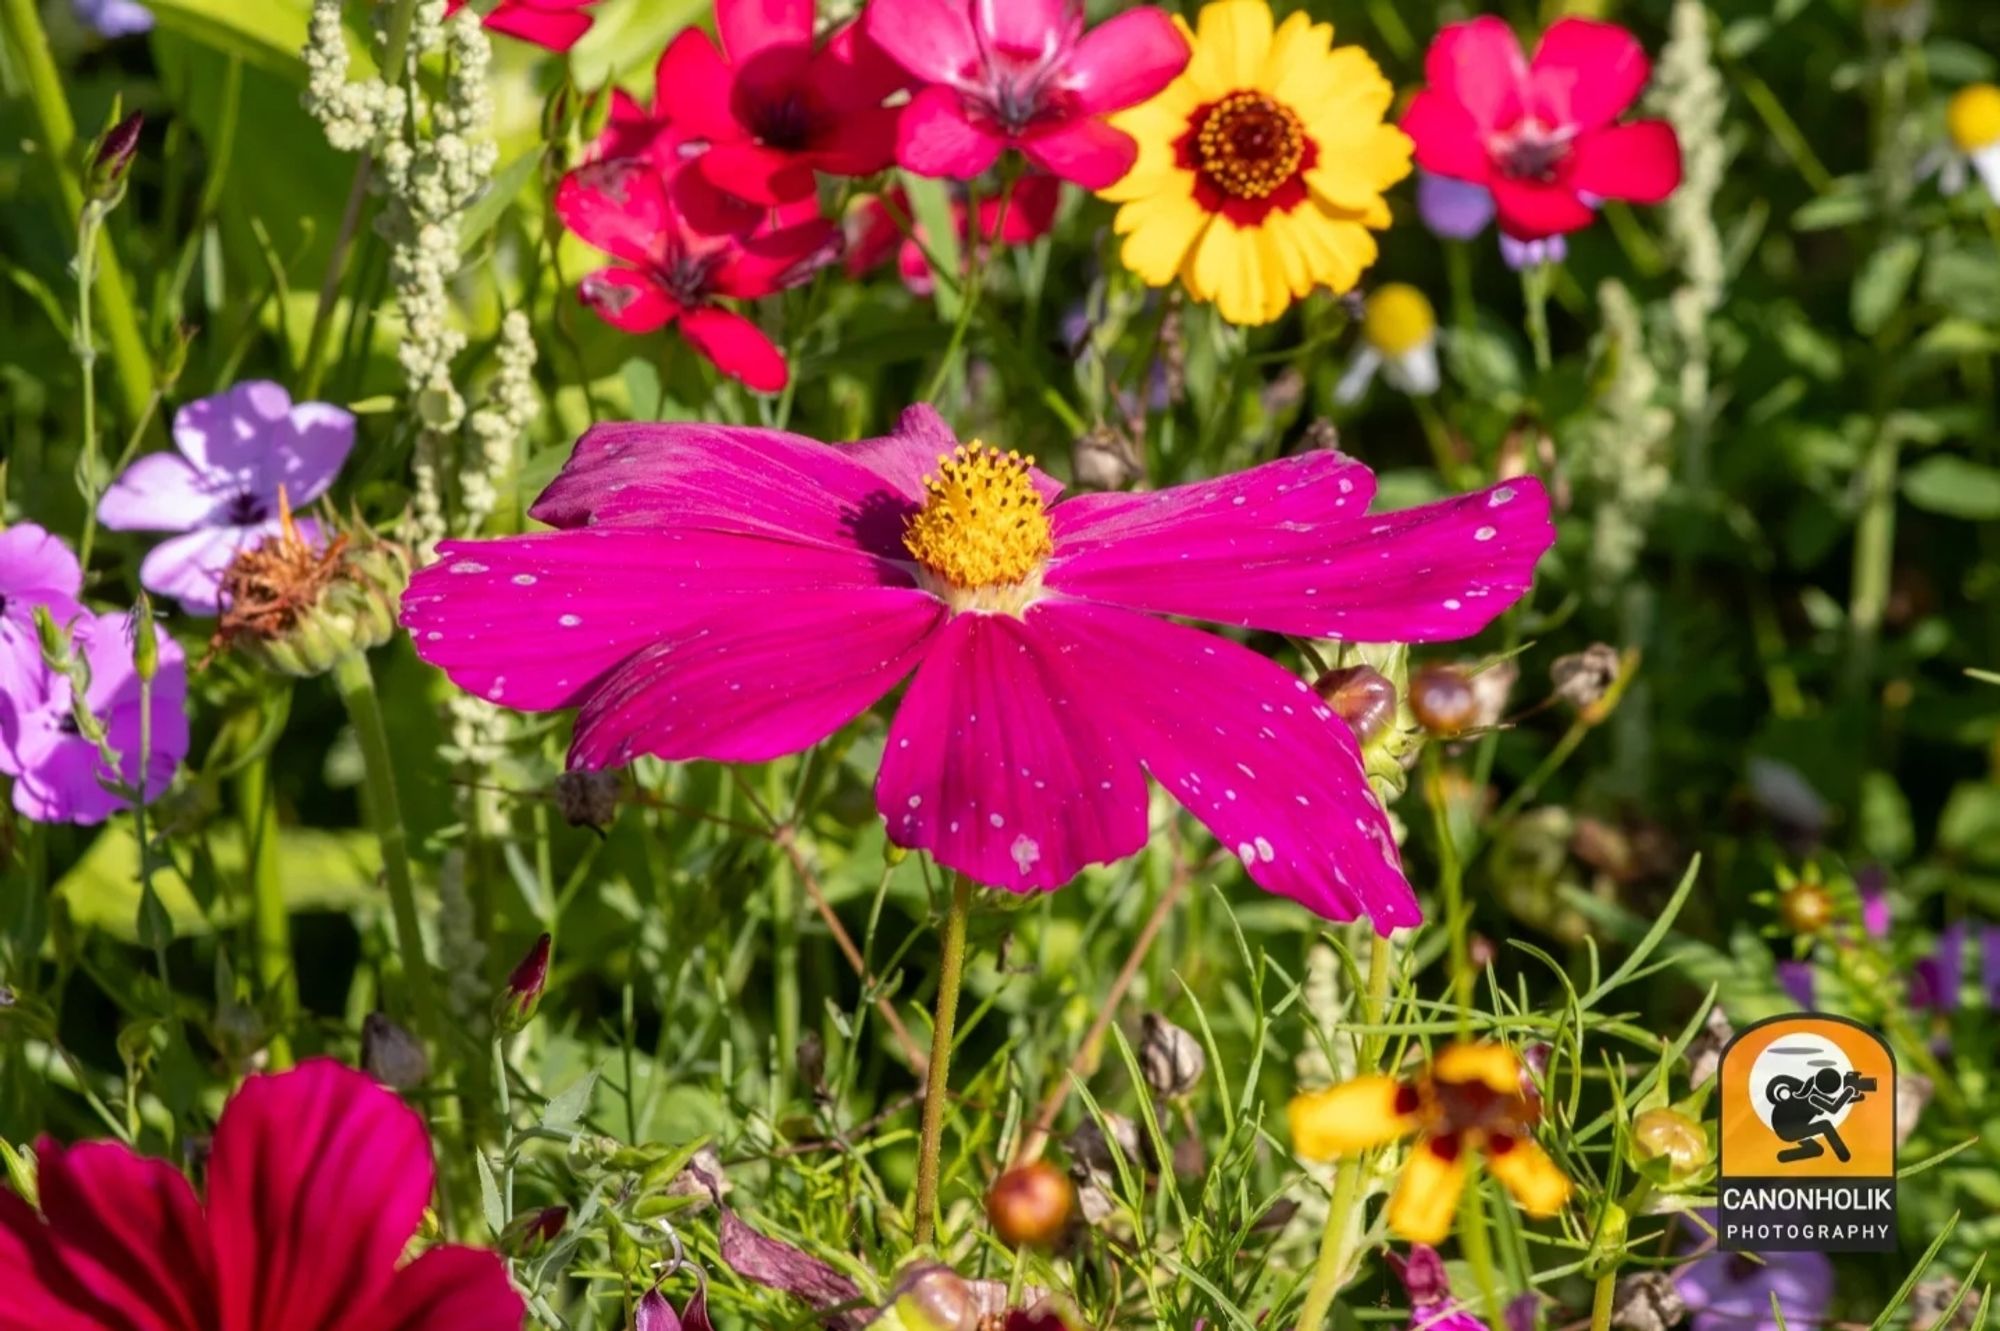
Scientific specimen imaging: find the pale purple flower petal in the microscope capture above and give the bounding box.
[272,401,357,506]
[1676,1211,1834,1331]
[1048,461,1552,642]
[0,525,86,738]
[172,381,295,481]
[1776,960,1815,1010]
[875,609,1149,890]
[73,0,152,37]
[1030,600,1419,931]
[1910,923,1967,1012]
[137,520,320,617]
[97,451,226,532]
[1500,232,1567,269]
[1416,171,1495,240]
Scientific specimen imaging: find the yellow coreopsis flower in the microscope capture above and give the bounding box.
[1288,1041,1571,1244]
[1098,0,1412,327]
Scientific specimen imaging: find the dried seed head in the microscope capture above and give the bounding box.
[1299,417,1341,452]
[361,1011,430,1089]
[210,493,409,677]
[1550,644,1622,712]
[1466,658,1518,729]
[1409,665,1477,737]
[1071,425,1143,491]
[1685,1005,1733,1088]
[1064,1112,1143,1175]
[1139,1013,1205,1098]
[555,769,621,830]
[1313,665,1397,746]
[1610,1270,1686,1331]
[985,1162,1073,1248]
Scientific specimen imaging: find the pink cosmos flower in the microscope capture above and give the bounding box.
[865,0,1190,190]
[649,0,908,206]
[845,175,1063,296]
[96,381,353,615]
[1401,17,1682,240]
[445,0,597,52]
[0,1059,523,1331]
[557,157,839,393]
[399,407,1552,929]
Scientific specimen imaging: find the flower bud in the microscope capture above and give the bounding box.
[1630,1107,1709,1181]
[1409,665,1476,736]
[985,1162,1073,1248]
[580,85,614,144]
[500,1205,568,1255]
[1139,1013,1204,1098]
[130,596,159,684]
[1550,644,1622,714]
[88,110,143,203]
[361,1010,430,1089]
[496,933,551,1033]
[1313,665,1396,746]
[887,1265,977,1331]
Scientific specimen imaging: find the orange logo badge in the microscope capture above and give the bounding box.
[1716,1014,1897,1251]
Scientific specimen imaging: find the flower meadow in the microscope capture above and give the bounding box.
[7,0,2000,1325]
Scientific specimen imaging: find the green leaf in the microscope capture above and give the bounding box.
[901,173,963,321]
[1859,772,1914,864]
[459,150,541,258]
[1903,454,2000,520]
[1850,236,1923,336]
[143,0,374,81]
[475,1152,506,1238]
[541,1068,599,1131]
[1791,183,1874,232]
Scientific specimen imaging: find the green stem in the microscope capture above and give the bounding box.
[1292,934,1394,1330]
[1425,752,1474,1023]
[1846,422,1900,692]
[0,0,155,429]
[1522,263,1553,376]
[238,751,295,1068]
[1459,1180,1504,1328]
[331,651,443,1053]
[922,168,1018,403]
[912,874,973,1247]
[1589,1269,1617,1331]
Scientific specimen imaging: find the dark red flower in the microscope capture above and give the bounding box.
[0,1059,521,1331]
[845,175,1062,296]
[1401,17,1681,240]
[445,0,597,52]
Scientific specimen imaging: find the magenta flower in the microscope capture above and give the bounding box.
[2,607,186,826]
[865,0,1190,190]
[401,408,1551,928]
[0,523,85,722]
[97,381,354,615]
[0,1059,523,1331]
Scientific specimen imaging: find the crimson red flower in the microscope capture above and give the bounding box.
[648,0,909,206]
[1401,17,1681,240]
[846,175,1063,296]
[0,1059,522,1331]
[556,157,839,393]
[445,0,597,52]
[864,0,1189,189]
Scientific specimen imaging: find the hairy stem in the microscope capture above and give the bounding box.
[912,874,973,1246]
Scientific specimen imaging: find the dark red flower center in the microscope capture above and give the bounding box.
[1196,91,1306,200]
[57,713,82,736]
[751,91,814,151]
[1494,120,1574,183]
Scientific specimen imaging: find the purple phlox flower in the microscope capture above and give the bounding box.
[1775,959,1816,1010]
[97,381,354,615]
[1675,1210,1834,1331]
[0,524,86,734]
[1415,170,1571,270]
[1387,1244,1486,1331]
[2,607,187,825]
[73,0,153,38]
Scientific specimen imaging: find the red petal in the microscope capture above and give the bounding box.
[805,19,912,112]
[1060,7,1188,115]
[482,0,593,52]
[1568,120,1682,204]
[1401,89,1493,183]
[716,0,814,65]
[699,141,819,205]
[341,1247,523,1331]
[866,0,981,89]
[807,105,903,178]
[1019,116,1135,190]
[1423,16,1527,135]
[896,84,1005,179]
[1489,176,1596,238]
[30,1141,215,1331]
[680,306,789,392]
[714,217,841,298]
[977,173,1061,244]
[578,268,681,333]
[555,160,672,267]
[1528,17,1649,132]
[654,28,745,144]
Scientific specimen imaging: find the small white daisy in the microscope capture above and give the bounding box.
[1336,284,1441,405]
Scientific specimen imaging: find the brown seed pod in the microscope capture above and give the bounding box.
[985,1162,1074,1248]
[1409,665,1477,737]
[1312,665,1397,745]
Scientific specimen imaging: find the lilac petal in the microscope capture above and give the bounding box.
[96,452,223,532]
[1499,232,1566,270]
[842,404,1064,509]
[138,520,317,616]
[270,401,355,506]
[1416,171,1495,241]
[172,381,294,484]
[1051,460,1553,642]
[569,585,944,768]
[719,1210,865,1329]
[10,733,106,823]
[74,0,155,37]
[0,523,85,599]
[1030,600,1420,931]
[875,609,1149,891]
[1982,926,2000,1008]
[1775,960,1815,1010]
[403,528,912,713]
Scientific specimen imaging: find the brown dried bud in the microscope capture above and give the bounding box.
[1686,1005,1733,1088]
[1138,1013,1204,1098]
[1610,1270,1686,1331]
[1466,658,1518,729]
[1071,425,1143,491]
[1631,1107,1709,1180]
[555,769,621,831]
[1550,644,1622,713]
[1895,1072,1933,1148]
[1313,665,1397,746]
[1409,665,1477,737]
[1910,1278,1982,1331]
[1299,418,1341,452]
[1064,1112,1143,1175]
[360,1011,429,1089]
[985,1162,1073,1248]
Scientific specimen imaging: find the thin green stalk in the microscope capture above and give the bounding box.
[330,651,444,1053]
[1846,422,1900,692]
[1522,263,1553,375]
[912,874,973,1247]
[1589,1269,1617,1331]
[1425,751,1474,1023]
[0,0,155,429]
[74,203,103,568]
[238,751,295,1068]
[922,169,1018,403]
[1459,1182,1505,1329]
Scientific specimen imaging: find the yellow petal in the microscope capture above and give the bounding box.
[1116,190,1212,287]
[1486,1136,1571,1218]
[1258,209,1315,301]
[1191,0,1275,93]
[1277,45,1393,127]
[1433,1043,1524,1095]
[1305,125,1413,209]
[1386,1136,1469,1244]
[1286,1076,1417,1159]
[1262,10,1332,92]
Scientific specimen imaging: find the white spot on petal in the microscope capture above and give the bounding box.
[1011,835,1041,874]
[512,573,537,586]
[1475,525,1497,542]
[558,614,582,628]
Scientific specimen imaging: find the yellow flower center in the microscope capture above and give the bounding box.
[1197,91,1306,200]
[903,443,1054,601]
[1362,283,1437,357]
[1949,84,2000,152]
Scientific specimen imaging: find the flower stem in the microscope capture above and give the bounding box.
[1292,932,1394,1330]
[1589,1269,1616,1331]
[1846,420,1900,692]
[238,750,296,1069]
[1521,263,1553,375]
[912,873,973,1247]
[331,650,443,1054]
[1459,1180,1505,1328]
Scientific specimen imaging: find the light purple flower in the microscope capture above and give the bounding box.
[4,609,187,825]
[1675,1214,1834,1331]
[73,0,153,37]
[0,524,85,740]
[1498,232,1568,270]
[1776,959,1815,1010]
[97,382,353,614]
[1416,171,1495,241]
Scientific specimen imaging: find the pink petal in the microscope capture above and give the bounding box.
[403,528,908,711]
[875,608,1149,890]
[571,584,945,767]
[840,403,1065,508]
[1030,601,1420,930]
[1527,17,1649,132]
[32,1140,216,1331]
[698,141,819,206]
[679,306,789,393]
[804,19,911,112]
[0,523,84,599]
[1059,8,1188,116]
[0,1189,107,1331]
[97,452,223,531]
[654,28,745,145]
[482,0,593,51]
[1020,116,1137,191]
[1489,176,1597,239]
[1401,90,1493,184]
[1423,16,1527,135]
[578,268,681,334]
[716,0,814,67]
[865,0,981,86]
[206,1060,434,1331]
[975,0,1079,60]
[335,1248,523,1331]
[555,160,672,268]
[1567,120,1682,204]
[711,216,842,298]
[1051,468,1552,642]
[896,84,1006,179]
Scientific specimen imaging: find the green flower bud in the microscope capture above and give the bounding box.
[1631,1107,1710,1182]
[131,596,159,684]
